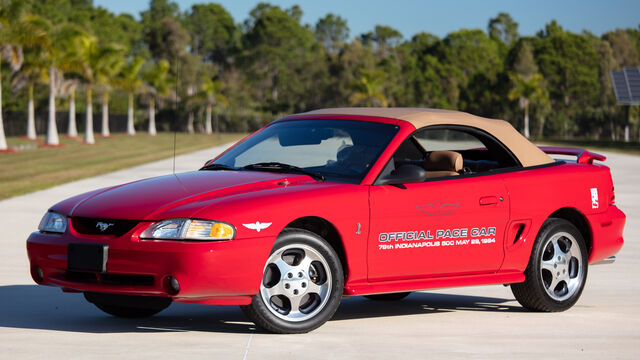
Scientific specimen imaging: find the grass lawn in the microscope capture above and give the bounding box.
[0,132,245,200]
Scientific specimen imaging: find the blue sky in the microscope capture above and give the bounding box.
[94,0,640,39]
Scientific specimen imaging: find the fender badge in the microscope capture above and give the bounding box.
[243,222,272,232]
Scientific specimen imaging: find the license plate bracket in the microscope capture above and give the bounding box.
[67,243,108,273]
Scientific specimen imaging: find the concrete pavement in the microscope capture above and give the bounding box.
[0,145,638,359]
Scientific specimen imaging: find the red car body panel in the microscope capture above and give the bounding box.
[26,114,625,305]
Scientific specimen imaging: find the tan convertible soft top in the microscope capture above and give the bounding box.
[301,107,554,167]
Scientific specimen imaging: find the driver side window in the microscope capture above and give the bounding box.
[383,126,519,180]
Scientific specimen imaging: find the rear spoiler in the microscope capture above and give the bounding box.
[538,146,606,164]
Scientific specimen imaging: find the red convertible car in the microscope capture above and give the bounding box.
[27,108,625,333]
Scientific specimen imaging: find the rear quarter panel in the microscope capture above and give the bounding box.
[500,161,619,272]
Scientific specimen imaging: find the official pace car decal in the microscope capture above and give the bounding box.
[378,226,496,251]
[243,221,272,232]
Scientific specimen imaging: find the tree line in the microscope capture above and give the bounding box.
[1,0,639,151]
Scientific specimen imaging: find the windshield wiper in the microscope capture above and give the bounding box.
[243,162,325,181]
[200,163,238,171]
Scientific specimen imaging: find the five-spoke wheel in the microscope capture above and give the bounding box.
[539,232,584,301]
[241,229,343,333]
[260,243,332,321]
[511,218,588,312]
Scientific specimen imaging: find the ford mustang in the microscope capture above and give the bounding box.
[27,108,625,333]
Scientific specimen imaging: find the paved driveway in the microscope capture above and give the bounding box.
[0,145,638,359]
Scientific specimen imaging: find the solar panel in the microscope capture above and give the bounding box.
[625,67,640,102]
[611,67,640,105]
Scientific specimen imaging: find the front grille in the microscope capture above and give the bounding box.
[71,217,139,236]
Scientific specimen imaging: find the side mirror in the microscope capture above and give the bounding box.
[378,164,427,185]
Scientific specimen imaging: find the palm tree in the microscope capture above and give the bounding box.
[0,3,49,150]
[200,77,228,135]
[31,23,81,144]
[533,88,551,138]
[65,32,123,143]
[349,69,388,107]
[115,56,145,136]
[508,73,546,139]
[59,79,79,137]
[11,46,48,140]
[144,60,172,136]
[97,54,124,137]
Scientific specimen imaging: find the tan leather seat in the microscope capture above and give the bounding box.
[424,151,462,178]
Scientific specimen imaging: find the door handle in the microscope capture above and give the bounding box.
[479,196,499,206]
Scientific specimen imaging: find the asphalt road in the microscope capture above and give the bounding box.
[0,144,638,359]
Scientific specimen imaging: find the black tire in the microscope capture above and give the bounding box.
[511,218,588,312]
[364,292,411,301]
[84,292,172,318]
[241,229,344,333]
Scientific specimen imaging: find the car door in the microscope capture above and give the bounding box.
[368,176,509,281]
[367,126,516,282]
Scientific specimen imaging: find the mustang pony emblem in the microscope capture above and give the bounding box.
[243,222,272,232]
[96,222,114,232]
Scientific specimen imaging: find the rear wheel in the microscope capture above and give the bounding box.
[84,292,171,318]
[511,218,588,312]
[241,229,344,333]
[364,292,411,301]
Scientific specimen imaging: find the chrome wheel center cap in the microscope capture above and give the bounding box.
[283,268,308,297]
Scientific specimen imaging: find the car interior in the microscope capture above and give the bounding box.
[377,126,521,183]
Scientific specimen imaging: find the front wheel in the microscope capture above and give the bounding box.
[511,218,588,312]
[84,292,172,318]
[241,229,344,333]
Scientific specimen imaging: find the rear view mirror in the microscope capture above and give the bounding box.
[378,164,427,185]
[278,128,334,146]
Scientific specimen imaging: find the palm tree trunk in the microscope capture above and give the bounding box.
[610,119,616,141]
[101,92,110,137]
[68,89,77,137]
[523,104,530,139]
[27,82,36,140]
[624,106,630,142]
[85,85,95,144]
[187,85,194,133]
[46,66,59,146]
[187,112,195,133]
[126,92,136,135]
[0,61,7,151]
[148,97,156,136]
[537,116,545,138]
[205,102,212,134]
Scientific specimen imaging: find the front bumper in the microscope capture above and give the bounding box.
[26,223,274,305]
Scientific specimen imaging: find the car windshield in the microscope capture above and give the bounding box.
[212,119,400,184]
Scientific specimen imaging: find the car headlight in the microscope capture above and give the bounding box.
[140,219,235,241]
[38,212,67,234]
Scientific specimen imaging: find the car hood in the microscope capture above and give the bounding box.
[67,170,312,220]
